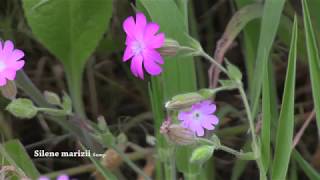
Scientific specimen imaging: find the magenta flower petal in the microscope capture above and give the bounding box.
[123,16,136,38]
[9,49,24,62]
[145,49,164,64]
[2,69,16,80]
[0,76,6,86]
[123,46,134,61]
[130,55,144,79]
[0,40,25,86]
[144,23,160,40]
[199,101,216,114]
[57,175,69,180]
[148,33,165,49]
[122,12,165,79]
[177,100,219,136]
[135,13,147,38]
[143,51,162,75]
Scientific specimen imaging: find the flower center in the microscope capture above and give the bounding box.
[131,40,145,55]
[0,60,6,72]
[192,111,201,120]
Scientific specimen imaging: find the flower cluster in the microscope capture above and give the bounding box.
[0,40,25,86]
[122,12,165,79]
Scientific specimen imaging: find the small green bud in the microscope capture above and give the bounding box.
[44,91,61,106]
[0,80,17,100]
[165,92,205,110]
[158,39,180,57]
[6,98,38,119]
[226,62,242,81]
[190,145,215,164]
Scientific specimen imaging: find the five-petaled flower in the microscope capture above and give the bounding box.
[0,40,25,86]
[178,100,219,136]
[122,12,165,79]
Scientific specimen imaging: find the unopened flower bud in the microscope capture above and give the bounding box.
[158,39,180,57]
[44,91,61,106]
[0,80,17,100]
[165,92,205,110]
[160,120,196,145]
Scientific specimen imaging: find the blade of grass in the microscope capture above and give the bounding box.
[271,16,298,180]
[261,54,271,174]
[0,139,40,179]
[302,0,320,132]
[293,150,320,180]
[250,0,286,118]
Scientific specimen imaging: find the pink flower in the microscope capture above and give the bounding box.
[178,100,219,136]
[122,12,165,79]
[0,40,25,86]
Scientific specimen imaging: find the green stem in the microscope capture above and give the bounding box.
[199,51,228,74]
[238,86,258,153]
[37,107,71,116]
[66,73,85,118]
[238,86,266,179]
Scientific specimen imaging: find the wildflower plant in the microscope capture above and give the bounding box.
[0,0,318,180]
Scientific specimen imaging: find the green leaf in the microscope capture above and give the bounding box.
[302,0,320,132]
[190,145,215,164]
[0,139,40,179]
[293,150,320,180]
[261,55,271,173]
[271,16,298,180]
[22,0,113,115]
[6,98,38,119]
[250,0,286,118]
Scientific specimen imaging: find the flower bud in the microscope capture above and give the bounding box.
[160,120,196,145]
[158,39,180,57]
[6,98,38,119]
[165,92,205,110]
[0,80,17,100]
[44,91,61,106]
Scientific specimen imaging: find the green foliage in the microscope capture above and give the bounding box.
[0,140,40,179]
[6,98,38,119]
[22,0,113,115]
[293,150,320,180]
[190,145,215,164]
[250,0,286,117]
[302,0,320,131]
[271,16,298,180]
